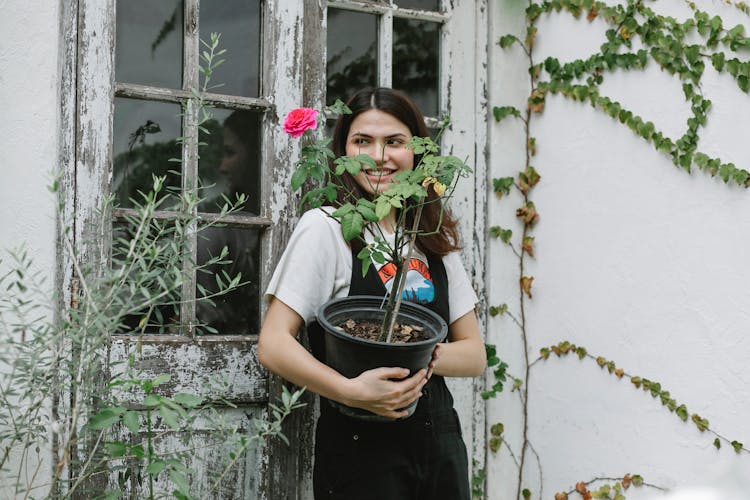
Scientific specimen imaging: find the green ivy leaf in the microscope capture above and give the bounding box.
[493,106,522,123]
[711,52,725,72]
[499,34,518,48]
[731,440,743,452]
[675,404,688,422]
[493,177,514,198]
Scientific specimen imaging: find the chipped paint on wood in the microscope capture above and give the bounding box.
[110,338,268,404]
[439,0,490,487]
[259,2,310,499]
[108,407,265,499]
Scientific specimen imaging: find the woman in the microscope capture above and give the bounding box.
[258,87,486,500]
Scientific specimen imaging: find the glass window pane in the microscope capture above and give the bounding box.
[196,227,261,335]
[327,9,378,105]
[200,0,261,97]
[116,0,183,88]
[393,18,440,117]
[112,221,182,335]
[397,0,440,11]
[113,98,182,209]
[198,109,262,215]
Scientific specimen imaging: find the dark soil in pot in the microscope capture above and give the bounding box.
[316,295,448,422]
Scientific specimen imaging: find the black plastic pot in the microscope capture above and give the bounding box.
[316,295,448,422]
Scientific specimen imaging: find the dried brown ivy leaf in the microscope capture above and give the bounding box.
[520,276,534,299]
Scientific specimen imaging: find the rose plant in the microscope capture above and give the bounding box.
[283,100,471,343]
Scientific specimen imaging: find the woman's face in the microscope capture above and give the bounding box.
[345,109,414,195]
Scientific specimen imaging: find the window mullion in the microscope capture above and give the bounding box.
[378,9,393,88]
[181,0,200,337]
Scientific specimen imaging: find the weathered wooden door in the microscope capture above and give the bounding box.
[69,1,311,498]
[68,0,487,497]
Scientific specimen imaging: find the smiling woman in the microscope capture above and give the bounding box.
[259,87,485,500]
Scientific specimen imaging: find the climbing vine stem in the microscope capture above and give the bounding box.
[485,0,750,498]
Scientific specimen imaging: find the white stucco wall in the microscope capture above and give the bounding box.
[487,0,750,498]
[0,0,62,494]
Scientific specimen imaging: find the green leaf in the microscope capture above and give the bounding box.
[123,411,140,435]
[146,460,166,476]
[356,199,379,222]
[711,52,725,72]
[499,34,518,48]
[493,177,514,197]
[375,198,391,220]
[340,211,364,241]
[159,406,181,430]
[152,373,171,387]
[675,404,688,422]
[142,394,161,407]
[105,441,128,458]
[290,168,308,191]
[173,393,203,408]
[169,468,191,495]
[331,203,355,218]
[493,106,521,123]
[731,440,743,452]
[89,409,123,430]
[713,438,721,449]
[355,154,377,171]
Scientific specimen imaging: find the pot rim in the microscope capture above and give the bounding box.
[316,295,448,348]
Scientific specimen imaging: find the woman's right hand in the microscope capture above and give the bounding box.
[343,367,427,419]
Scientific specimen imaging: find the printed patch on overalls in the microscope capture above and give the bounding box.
[377,257,434,304]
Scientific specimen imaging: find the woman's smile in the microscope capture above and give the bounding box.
[345,109,414,195]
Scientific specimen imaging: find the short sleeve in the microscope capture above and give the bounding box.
[443,251,478,324]
[265,209,351,324]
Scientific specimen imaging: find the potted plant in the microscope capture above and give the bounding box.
[282,101,471,420]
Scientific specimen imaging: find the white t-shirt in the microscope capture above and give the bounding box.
[266,207,478,325]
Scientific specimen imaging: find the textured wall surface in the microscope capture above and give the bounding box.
[487,0,750,498]
[0,0,60,281]
[0,0,62,494]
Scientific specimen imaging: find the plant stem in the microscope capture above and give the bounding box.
[380,204,424,343]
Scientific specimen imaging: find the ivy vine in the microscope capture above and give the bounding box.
[485,0,750,498]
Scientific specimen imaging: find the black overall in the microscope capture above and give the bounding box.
[309,249,470,500]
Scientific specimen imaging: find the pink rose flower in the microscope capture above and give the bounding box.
[283,107,318,137]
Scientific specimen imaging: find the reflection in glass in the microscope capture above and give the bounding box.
[200,0,261,97]
[113,98,182,208]
[393,18,440,117]
[397,0,440,11]
[112,221,182,335]
[116,0,183,88]
[198,109,262,214]
[327,9,377,105]
[196,226,261,335]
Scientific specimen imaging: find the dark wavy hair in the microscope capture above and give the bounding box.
[330,87,461,257]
